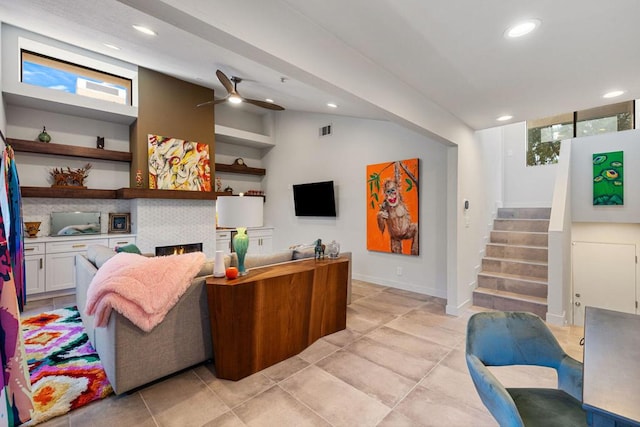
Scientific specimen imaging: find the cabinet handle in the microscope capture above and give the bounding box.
[115,241,128,245]
[39,258,43,269]
[26,247,35,251]
[72,244,86,248]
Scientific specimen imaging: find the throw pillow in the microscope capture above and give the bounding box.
[115,244,142,254]
[87,244,117,269]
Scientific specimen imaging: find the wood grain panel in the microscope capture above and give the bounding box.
[207,257,349,380]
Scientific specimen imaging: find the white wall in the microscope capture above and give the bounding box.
[502,121,557,207]
[7,105,130,189]
[264,111,449,298]
[571,129,640,223]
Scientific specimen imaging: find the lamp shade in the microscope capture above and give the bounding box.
[216,196,263,228]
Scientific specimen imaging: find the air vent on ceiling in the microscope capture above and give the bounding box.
[319,124,332,137]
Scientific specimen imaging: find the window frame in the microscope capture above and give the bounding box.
[21,49,133,106]
[526,101,635,167]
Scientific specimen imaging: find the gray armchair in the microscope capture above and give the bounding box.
[466,311,587,427]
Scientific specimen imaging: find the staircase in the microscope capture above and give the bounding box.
[473,208,550,318]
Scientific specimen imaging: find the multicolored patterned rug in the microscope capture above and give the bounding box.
[21,306,113,425]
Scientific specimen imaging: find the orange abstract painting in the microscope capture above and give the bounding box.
[148,134,211,191]
[367,158,419,255]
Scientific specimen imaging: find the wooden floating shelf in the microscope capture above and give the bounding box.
[21,186,232,200]
[116,188,230,200]
[215,163,265,176]
[8,138,132,162]
[21,186,117,199]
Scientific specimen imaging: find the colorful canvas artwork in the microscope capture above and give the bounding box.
[593,151,623,205]
[148,134,211,191]
[367,158,419,255]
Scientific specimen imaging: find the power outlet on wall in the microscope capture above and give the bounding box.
[396,266,403,276]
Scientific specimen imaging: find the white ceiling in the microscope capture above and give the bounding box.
[1,0,639,140]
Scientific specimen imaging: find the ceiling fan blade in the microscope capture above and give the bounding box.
[216,69,234,94]
[196,97,229,107]
[244,98,285,111]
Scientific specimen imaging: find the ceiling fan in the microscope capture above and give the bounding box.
[197,69,285,111]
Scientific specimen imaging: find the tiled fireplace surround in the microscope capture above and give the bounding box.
[22,198,217,257]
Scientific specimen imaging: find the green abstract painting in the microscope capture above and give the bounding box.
[593,151,623,205]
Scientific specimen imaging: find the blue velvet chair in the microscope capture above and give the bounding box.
[466,311,587,427]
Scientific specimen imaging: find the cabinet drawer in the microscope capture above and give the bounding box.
[46,238,108,254]
[216,230,231,239]
[25,243,45,255]
[108,237,136,248]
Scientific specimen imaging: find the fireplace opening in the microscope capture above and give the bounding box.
[155,242,203,257]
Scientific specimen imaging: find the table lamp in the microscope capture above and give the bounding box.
[216,195,263,276]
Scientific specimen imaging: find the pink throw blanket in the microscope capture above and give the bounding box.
[85,251,206,332]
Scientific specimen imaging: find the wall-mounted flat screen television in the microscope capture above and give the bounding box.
[293,180,337,217]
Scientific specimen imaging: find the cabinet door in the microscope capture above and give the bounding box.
[25,255,46,295]
[258,235,273,254]
[248,229,273,254]
[46,251,84,292]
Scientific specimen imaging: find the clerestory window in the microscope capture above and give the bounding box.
[526,101,634,166]
[21,50,132,106]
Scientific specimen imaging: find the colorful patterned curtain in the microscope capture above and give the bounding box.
[6,147,25,311]
[0,144,33,425]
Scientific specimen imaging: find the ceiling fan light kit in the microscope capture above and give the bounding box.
[197,69,285,111]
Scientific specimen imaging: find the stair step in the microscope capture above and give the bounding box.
[486,243,548,262]
[477,271,548,298]
[493,218,550,232]
[490,230,548,247]
[473,288,547,318]
[497,207,551,219]
[482,257,547,279]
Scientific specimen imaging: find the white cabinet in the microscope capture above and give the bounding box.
[247,228,273,255]
[45,238,107,293]
[25,243,45,295]
[25,235,134,298]
[215,228,273,255]
[108,237,136,249]
[216,230,232,253]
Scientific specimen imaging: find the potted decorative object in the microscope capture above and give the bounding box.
[50,163,92,188]
[327,240,340,259]
[38,126,51,143]
[24,221,41,238]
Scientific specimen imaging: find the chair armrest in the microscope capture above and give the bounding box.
[558,355,583,401]
[466,354,524,427]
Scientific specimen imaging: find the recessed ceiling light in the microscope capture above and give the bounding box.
[327,103,338,108]
[132,25,157,36]
[497,115,513,122]
[265,98,274,103]
[505,19,541,38]
[103,43,120,50]
[603,90,624,99]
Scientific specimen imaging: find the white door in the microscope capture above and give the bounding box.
[572,241,636,326]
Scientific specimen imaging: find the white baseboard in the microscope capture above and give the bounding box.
[446,297,471,316]
[352,273,446,299]
[545,311,567,326]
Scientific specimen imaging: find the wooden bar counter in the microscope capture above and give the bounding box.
[206,257,349,380]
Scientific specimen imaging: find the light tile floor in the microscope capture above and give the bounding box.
[22,281,585,427]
